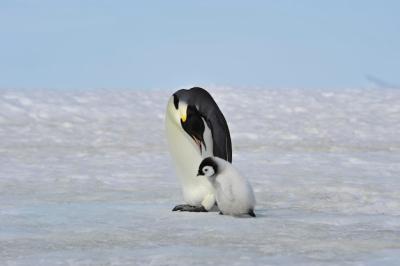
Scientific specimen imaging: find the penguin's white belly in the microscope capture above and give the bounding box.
[165,110,214,207]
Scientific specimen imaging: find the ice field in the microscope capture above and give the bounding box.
[1,88,400,265]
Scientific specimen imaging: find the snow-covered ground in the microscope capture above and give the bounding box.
[1,88,399,265]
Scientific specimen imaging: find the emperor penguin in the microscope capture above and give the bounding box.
[165,87,232,212]
[197,157,256,217]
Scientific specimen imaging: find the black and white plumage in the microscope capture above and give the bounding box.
[197,157,256,217]
[165,87,232,212]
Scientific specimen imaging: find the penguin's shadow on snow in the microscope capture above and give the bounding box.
[239,208,269,219]
[208,208,269,219]
[252,208,269,218]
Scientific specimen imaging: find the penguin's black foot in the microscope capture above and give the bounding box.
[172,204,208,212]
[219,211,224,215]
[248,209,256,217]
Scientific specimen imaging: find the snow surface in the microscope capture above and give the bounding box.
[1,88,400,265]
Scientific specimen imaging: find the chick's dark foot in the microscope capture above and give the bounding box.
[248,209,256,217]
[172,204,207,212]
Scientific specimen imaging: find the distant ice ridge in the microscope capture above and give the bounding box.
[0,88,400,265]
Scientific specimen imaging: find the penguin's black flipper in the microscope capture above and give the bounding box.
[248,209,256,217]
[172,204,208,212]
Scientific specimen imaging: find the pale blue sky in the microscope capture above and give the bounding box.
[1,0,399,89]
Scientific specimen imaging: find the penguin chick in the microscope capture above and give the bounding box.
[197,157,256,217]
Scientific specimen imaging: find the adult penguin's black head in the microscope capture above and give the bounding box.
[169,87,232,162]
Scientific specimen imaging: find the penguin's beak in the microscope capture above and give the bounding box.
[196,170,202,176]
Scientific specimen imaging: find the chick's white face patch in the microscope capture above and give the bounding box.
[202,165,215,177]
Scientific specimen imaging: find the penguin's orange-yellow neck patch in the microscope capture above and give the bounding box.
[181,114,187,122]
[179,103,188,122]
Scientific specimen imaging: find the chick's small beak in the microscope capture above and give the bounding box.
[197,170,202,176]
